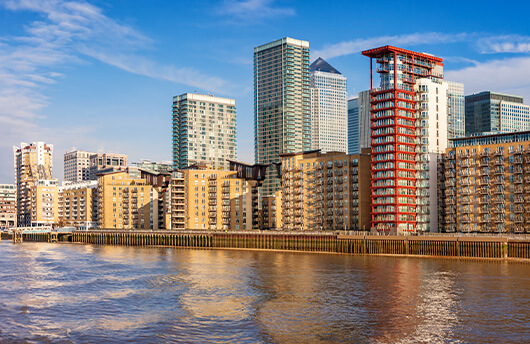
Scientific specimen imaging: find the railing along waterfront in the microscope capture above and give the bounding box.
[12,230,530,260]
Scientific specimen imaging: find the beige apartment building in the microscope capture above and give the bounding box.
[443,131,530,233]
[13,142,55,227]
[171,168,253,230]
[59,181,97,229]
[261,191,282,230]
[30,179,59,226]
[96,171,158,230]
[277,150,371,231]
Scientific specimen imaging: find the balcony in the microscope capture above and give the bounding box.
[460,197,471,204]
[478,188,490,195]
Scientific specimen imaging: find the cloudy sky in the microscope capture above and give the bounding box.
[1,0,530,183]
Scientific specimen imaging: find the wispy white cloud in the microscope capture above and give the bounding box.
[445,56,530,95]
[442,56,480,65]
[0,0,230,182]
[313,32,471,60]
[217,0,295,23]
[477,34,530,54]
[79,46,230,92]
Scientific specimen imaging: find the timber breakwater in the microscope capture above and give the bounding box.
[9,230,530,260]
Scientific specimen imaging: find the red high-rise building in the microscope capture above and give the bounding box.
[362,46,443,233]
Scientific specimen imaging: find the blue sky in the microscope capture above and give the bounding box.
[2,0,530,183]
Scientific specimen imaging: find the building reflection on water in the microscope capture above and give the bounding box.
[1,243,528,344]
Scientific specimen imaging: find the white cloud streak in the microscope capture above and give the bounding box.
[477,35,530,54]
[0,0,230,182]
[445,56,530,96]
[313,32,471,60]
[217,0,295,23]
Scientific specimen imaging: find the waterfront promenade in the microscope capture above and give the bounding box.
[5,230,530,260]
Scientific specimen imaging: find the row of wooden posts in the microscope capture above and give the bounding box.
[14,231,530,260]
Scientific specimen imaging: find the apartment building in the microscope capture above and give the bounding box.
[30,179,59,226]
[170,168,253,230]
[13,142,54,227]
[362,46,445,233]
[89,153,128,180]
[172,93,236,170]
[64,150,95,182]
[261,192,282,230]
[96,171,158,230]
[139,169,172,230]
[0,184,16,228]
[60,181,97,230]
[278,150,371,231]
[443,131,530,233]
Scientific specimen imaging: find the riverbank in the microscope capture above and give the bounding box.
[5,230,529,261]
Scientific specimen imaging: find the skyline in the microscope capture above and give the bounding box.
[2,0,530,183]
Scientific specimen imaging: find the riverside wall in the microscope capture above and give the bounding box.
[11,230,530,260]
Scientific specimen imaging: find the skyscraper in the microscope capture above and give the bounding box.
[172,93,236,170]
[444,81,465,139]
[465,91,530,136]
[358,90,372,151]
[362,46,445,233]
[348,98,359,154]
[254,37,310,197]
[348,91,372,155]
[13,142,57,227]
[414,78,448,232]
[310,57,347,153]
[64,150,95,182]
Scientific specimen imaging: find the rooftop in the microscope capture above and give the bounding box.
[310,57,341,74]
[361,45,443,64]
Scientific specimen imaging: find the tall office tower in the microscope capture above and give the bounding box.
[254,37,310,197]
[13,142,55,226]
[172,93,236,170]
[362,46,445,234]
[444,81,465,139]
[0,184,17,228]
[348,98,359,154]
[310,57,347,153]
[88,153,128,180]
[348,92,371,154]
[358,90,372,151]
[465,91,530,136]
[64,150,95,182]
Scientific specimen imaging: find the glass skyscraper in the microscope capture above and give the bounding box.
[254,37,310,197]
[172,93,236,170]
[310,57,347,153]
[347,98,359,154]
[445,81,465,139]
[465,91,530,136]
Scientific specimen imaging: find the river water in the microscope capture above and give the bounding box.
[0,241,528,344]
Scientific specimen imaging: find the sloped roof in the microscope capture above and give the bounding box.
[310,57,341,74]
